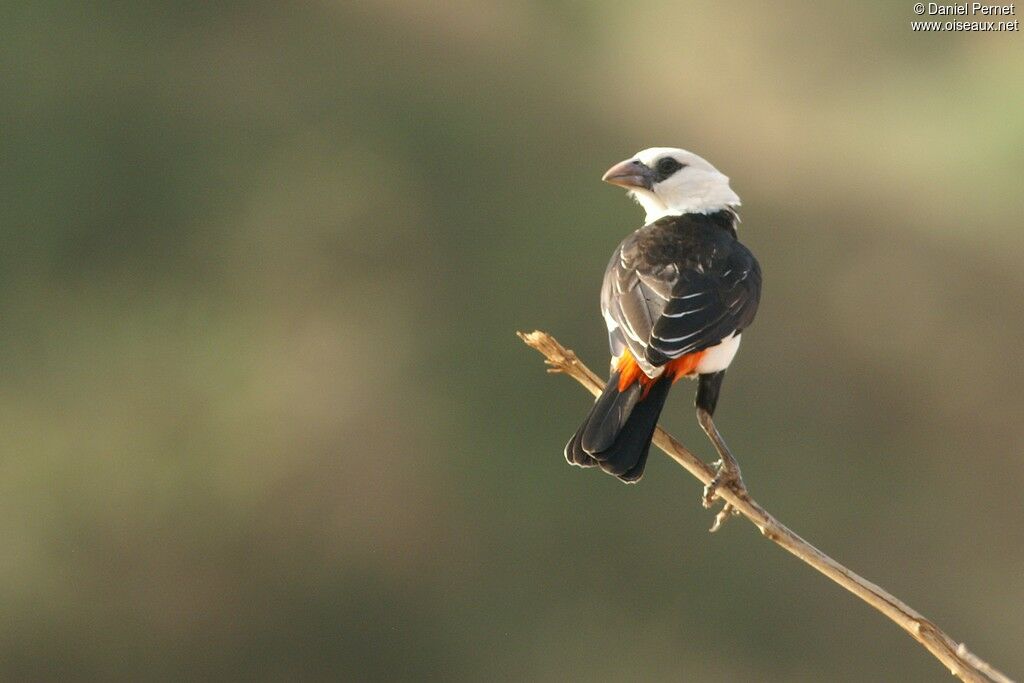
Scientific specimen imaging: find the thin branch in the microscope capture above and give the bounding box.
[518,329,1013,683]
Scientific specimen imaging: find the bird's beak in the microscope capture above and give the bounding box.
[602,159,654,190]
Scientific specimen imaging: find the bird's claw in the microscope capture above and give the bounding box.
[695,408,747,531]
[703,462,746,532]
[702,459,746,509]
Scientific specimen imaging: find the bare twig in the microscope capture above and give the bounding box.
[518,329,1013,683]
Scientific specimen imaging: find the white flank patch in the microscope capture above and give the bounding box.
[694,333,741,375]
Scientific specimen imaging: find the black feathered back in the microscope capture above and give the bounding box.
[601,210,761,373]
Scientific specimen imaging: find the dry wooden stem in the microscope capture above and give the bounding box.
[518,329,1013,683]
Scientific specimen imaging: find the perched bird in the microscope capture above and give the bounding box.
[564,147,761,503]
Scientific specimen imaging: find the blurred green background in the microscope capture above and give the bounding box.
[2,1,1023,680]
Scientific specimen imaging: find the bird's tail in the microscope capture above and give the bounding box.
[564,354,674,483]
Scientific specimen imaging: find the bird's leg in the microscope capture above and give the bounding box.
[697,407,747,508]
[693,372,747,524]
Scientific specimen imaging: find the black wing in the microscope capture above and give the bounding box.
[646,246,761,365]
[600,242,674,372]
[601,213,761,372]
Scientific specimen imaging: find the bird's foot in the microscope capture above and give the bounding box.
[702,460,746,532]
[695,407,748,531]
[702,458,747,509]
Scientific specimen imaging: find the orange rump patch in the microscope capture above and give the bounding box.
[615,349,705,397]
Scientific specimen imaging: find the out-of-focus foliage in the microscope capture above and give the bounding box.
[1,1,1022,680]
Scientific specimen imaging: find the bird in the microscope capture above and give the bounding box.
[564,147,761,505]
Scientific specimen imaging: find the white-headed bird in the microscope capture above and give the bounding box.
[565,148,761,504]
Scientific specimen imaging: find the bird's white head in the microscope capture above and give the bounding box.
[602,147,740,222]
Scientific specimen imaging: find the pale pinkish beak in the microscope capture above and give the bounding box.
[601,158,654,190]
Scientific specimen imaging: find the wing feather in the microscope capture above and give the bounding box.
[601,214,762,373]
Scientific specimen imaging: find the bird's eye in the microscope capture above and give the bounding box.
[656,157,684,176]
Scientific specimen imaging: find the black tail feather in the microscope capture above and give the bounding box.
[563,372,672,483]
[597,377,671,480]
[618,437,654,483]
[581,378,641,453]
[564,426,598,468]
